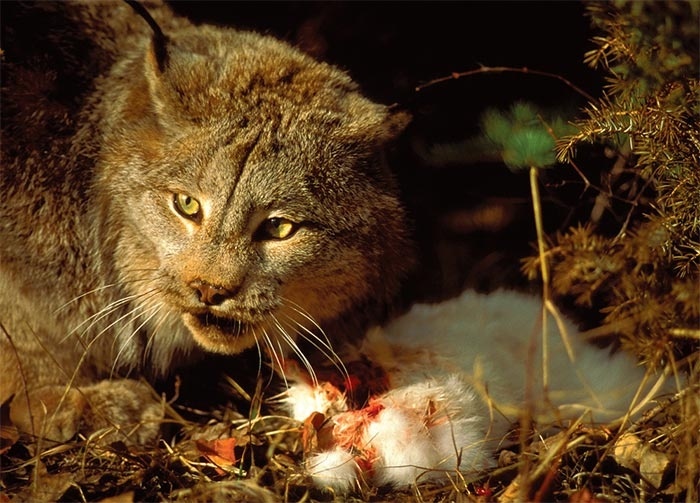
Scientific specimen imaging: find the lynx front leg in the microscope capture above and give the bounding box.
[10,379,163,445]
[9,385,87,443]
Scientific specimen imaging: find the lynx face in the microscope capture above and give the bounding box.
[0,1,411,447]
[95,27,411,365]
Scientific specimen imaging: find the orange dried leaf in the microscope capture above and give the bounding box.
[195,437,238,469]
[301,411,329,453]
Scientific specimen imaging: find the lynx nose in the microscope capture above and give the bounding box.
[189,280,236,306]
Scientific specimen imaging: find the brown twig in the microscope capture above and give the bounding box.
[415,65,597,103]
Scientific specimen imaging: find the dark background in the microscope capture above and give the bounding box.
[168,1,607,300]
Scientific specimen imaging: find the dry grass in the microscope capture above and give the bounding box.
[1,348,697,502]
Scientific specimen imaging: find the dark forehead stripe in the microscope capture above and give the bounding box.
[221,127,264,211]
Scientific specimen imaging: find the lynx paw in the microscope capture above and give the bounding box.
[79,379,164,445]
[10,385,87,443]
[10,379,163,445]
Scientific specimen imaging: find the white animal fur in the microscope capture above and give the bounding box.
[305,448,361,493]
[285,289,672,491]
[366,376,493,487]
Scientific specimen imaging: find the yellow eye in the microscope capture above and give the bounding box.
[258,217,297,240]
[173,193,201,221]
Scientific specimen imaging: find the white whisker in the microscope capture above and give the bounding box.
[55,268,160,313]
[281,312,348,382]
[143,308,170,362]
[270,313,319,386]
[55,282,127,313]
[282,297,336,349]
[61,288,160,345]
[61,295,137,345]
[47,299,156,415]
[260,326,288,388]
[278,298,349,384]
[250,326,266,380]
[111,302,163,377]
[74,291,161,366]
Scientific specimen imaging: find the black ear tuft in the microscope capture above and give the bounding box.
[123,0,169,72]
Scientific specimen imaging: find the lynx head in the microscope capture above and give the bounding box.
[94,20,412,371]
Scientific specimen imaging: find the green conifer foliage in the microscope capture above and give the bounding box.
[523,1,700,368]
[518,4,699,497]
[482,102,576,170]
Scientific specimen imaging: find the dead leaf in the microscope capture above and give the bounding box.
[639,447,671,489]
[612,432,671,488]
[613,432,644,471]
[301,411,326,453]
[195,437,237,474]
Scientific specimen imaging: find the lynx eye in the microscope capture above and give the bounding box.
[256,217,298,240]
[173,193,201,221]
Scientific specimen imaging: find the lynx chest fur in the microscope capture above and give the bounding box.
[0,1,410,443]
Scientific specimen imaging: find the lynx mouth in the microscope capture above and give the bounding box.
[182,311,260,354]
[192,312,247,334]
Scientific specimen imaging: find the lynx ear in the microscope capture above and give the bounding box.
[381,109,412,143]
[145,31,169,75]
[142,36,180,124]
[125,0,169,72]
[129,0,214,124]
[142,35,212,125]
[337,98,411,148]
[126,0,189,125]
[368,107,411,148]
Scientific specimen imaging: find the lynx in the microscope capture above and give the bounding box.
[1,0,410,444]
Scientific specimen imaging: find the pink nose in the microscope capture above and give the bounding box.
[189,280,236,306]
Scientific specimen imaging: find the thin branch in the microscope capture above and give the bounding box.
[415,65,597,103]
